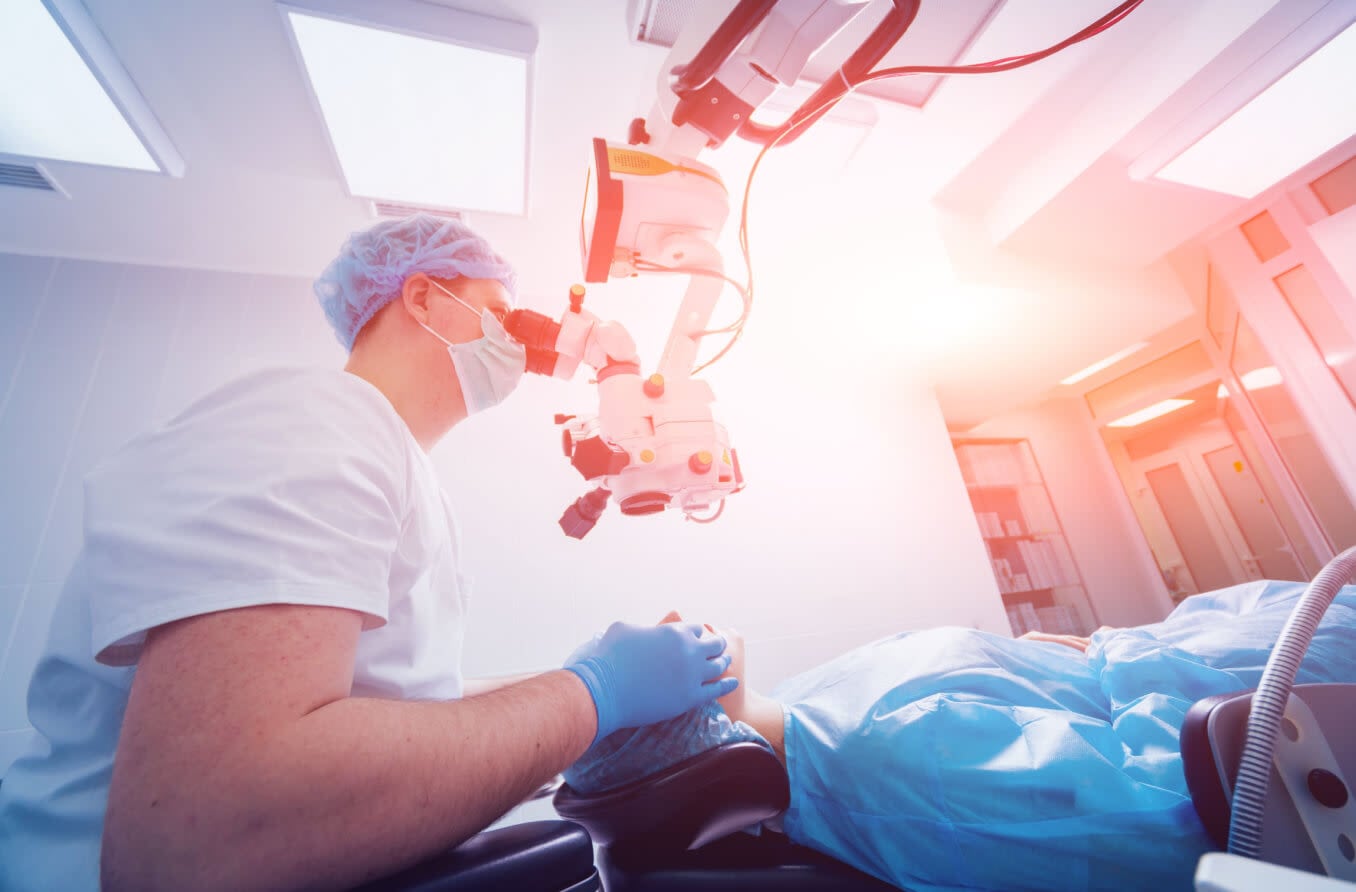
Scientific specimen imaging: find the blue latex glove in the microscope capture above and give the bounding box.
[564,622,737,742]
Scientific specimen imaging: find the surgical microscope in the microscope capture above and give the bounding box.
[504,0,925,539]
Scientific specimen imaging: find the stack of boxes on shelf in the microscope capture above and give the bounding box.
[954,442,1039,487]
[974,512,1023,538]
[987,538,1069,593]
[954,438,1091,638]
[1016,487,1059,536]
[1006,603,1082,636]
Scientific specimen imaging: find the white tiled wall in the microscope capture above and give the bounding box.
[0,252,342,772]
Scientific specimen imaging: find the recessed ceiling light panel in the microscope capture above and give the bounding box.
[1135,9,1356,198]
[0,0,182,174]
[281,2,536,215]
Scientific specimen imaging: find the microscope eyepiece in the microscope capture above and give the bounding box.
[505,309,563,376]
[505,309,561,352]
[559,487,610,539]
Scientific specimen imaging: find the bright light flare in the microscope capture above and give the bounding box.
[1107,399,1194,428]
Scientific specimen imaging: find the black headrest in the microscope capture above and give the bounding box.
[553,741,789,853]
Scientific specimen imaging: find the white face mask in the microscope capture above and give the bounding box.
[419,282,526,415]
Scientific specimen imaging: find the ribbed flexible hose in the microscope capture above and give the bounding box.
[1228,545,1356,858]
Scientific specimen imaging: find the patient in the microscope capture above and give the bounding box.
[562,582,1356,891]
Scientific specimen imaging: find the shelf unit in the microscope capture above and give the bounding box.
[953,438,1094,636]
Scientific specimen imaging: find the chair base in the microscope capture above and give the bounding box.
[353,820,599,892]
[598,828,898,891]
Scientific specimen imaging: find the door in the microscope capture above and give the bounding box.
[1130,426,1307,594]
[1202,444,1305,580]
[1139,456,1241,594]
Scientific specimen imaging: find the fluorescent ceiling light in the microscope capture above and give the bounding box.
[283,5,533,215]
[1217,366,1284,397]
[1060,342,1151,386]
[1150,21,1356,198]
[1108,399,1194,428]
[0,0,181,173]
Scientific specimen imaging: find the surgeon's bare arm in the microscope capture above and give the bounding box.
[102,605,597,892]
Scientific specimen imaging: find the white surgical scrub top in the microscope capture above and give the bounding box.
[0,367,469,891]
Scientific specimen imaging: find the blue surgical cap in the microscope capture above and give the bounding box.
[562,701,772,795]
[313,214,518,351]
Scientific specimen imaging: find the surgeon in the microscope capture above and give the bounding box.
[0,214,736,892]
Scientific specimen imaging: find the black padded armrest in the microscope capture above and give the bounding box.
[352,820,597,892]
[1181,689,1250,851]
[1181,681,1356,870]
[553,741,789,853]
[602,828,900,891]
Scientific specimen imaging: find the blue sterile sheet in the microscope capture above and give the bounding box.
[775,580,1356,891]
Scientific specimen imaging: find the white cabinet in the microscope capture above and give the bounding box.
[953,438,1094,636]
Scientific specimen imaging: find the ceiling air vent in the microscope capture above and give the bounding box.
[629,0,693,47]
[370,200,464,221]
[0,161,59,192]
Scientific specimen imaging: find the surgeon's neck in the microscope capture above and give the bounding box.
[344,345,465,453]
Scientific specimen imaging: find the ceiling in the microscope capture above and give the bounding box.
[1,0,1351,427]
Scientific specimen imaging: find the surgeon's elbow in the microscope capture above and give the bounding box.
[101,830,150,892]
[101,807,156,892]
[101,795,178,892]
[101,790,232,892]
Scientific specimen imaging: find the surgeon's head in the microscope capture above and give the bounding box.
[314,214,524,448]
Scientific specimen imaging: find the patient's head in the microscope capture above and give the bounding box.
[561,699,771,795]
[562,611,768,795]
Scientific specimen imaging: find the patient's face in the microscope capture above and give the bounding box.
[712,625,747,719]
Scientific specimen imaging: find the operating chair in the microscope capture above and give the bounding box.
[357,742,894,891]
[554,741,897,891]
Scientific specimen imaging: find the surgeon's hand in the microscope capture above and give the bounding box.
[656,612,747,721]
[564,621,737,742]
[706,624,746,719]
